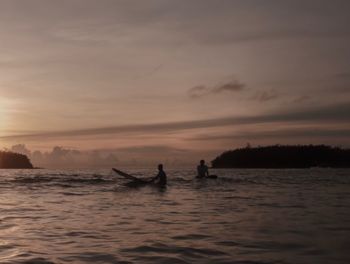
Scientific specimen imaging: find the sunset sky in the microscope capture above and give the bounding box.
[0,0,350,167]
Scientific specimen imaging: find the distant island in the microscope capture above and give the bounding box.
[0,150,34,169]
[211,145,350,168]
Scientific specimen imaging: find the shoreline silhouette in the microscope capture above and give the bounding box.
[211,144,350,168]
[0,150,33,169]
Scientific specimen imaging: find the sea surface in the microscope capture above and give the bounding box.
[0,168,349,264]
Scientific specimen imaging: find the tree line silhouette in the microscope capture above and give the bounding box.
[211,145,350,168]
[0,150,33,169]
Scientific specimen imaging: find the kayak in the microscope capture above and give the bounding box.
[196,175,218,179]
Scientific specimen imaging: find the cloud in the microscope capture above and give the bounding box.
[10,145,120,168]
[1,102,350,141]
[10,144,31,156]
[335,72,350,79]
[213,82,245,93]
[188,80,245,98]
[189,128,350,141]
[196,29,350,46]
[116,145,188,154]
[2,1,350,47]
[9,144,195,168]
[188,80,279,102]
[188,85,207,99]
[251,90,279,102]
[293,95,311,103]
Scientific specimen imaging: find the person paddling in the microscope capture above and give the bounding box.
[197,159,209,178]
[150,164,167,186]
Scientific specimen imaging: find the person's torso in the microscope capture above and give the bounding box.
[157,171,167,185]
[197,165,208,177]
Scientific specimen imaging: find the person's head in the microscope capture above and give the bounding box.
[158,164,163,171]
[200,160,205,165]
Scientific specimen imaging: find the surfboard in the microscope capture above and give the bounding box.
[112,168,150,184]
[196,175,218,179]
[112,168,138,180]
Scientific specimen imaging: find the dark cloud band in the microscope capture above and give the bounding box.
[188,80,245,98]
[1,102,349,140]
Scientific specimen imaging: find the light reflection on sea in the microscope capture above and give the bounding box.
[0,168,349,264]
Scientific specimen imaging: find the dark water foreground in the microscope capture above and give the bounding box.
[0,168,349,264]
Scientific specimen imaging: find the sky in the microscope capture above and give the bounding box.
[0,0,350,167]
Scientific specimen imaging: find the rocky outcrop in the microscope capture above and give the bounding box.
[0,151,34,169]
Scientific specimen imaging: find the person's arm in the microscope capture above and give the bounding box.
[205,166,209,177]
[149,173,159,183]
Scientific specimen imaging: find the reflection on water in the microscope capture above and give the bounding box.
[0,168,349,263]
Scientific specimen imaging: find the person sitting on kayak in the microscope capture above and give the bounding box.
[197,159,209,178]
[150,164,167,186]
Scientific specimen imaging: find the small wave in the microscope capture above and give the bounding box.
[240,240,306,251]
[13,176,59,184]
[59,252,121,263]
[0,224,16,230]
[171,234,211,240]
[215,241,240,247]
[64,231,90,237]
[19,257,55,264]
[131,255,190,264]
[11,176,114,186]
[121,242,227,257]
[59,192,87,196]
[5,171,261,191]
[65,178,112,184]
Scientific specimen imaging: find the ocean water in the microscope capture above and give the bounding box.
[0,168,349,264]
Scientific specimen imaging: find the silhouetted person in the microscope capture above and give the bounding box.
[150,164,167,186]
[197,159,209,178]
